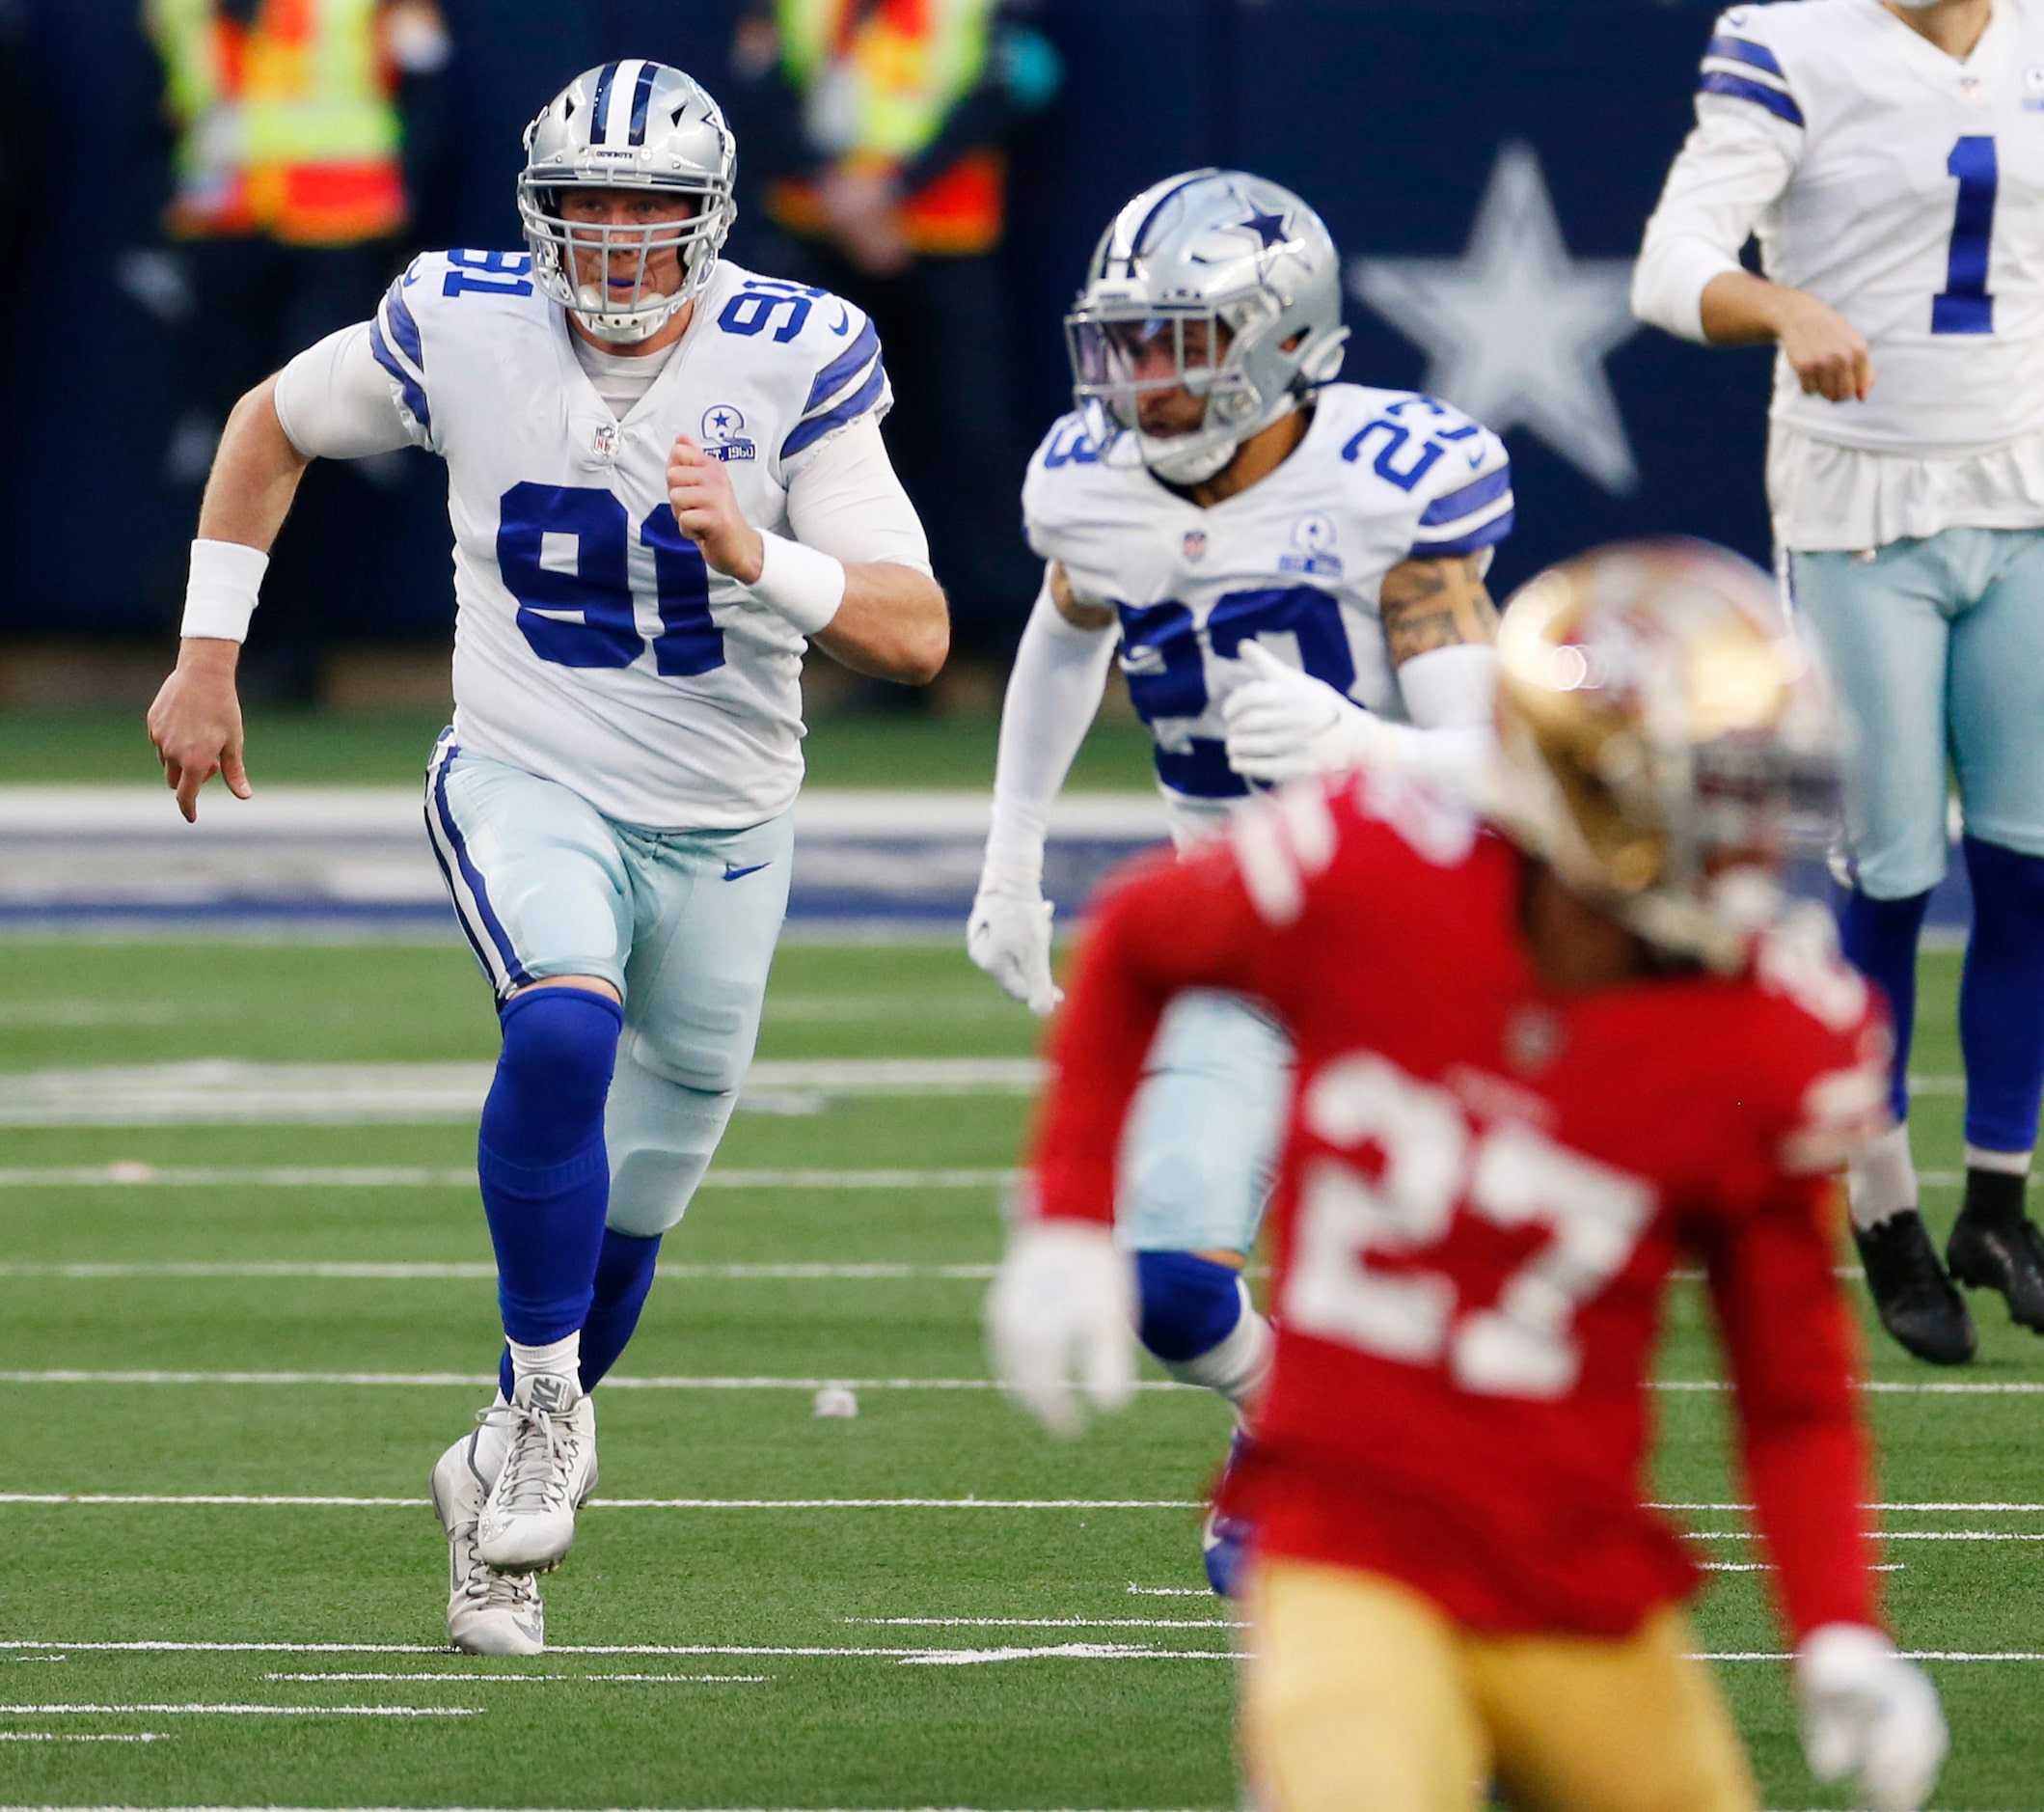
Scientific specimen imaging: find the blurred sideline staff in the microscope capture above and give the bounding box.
[145,0,450,696]
[730,0,1059,658]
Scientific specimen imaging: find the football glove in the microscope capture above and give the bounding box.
[967,860,1062,1018]
[1795,1623,1947,1812]
[985,1219,1136,1439]
[1221,642,1384,783]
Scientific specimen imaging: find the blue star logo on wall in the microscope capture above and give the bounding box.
[1349,142,1643,495]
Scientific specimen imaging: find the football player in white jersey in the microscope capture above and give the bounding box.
[146,61,947,1653]
[968,170,1511,1592]
[1636,0,2044,1368]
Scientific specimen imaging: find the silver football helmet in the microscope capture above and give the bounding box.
[518,60,738,345]
[1066,170,1349,484]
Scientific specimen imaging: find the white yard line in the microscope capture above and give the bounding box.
[0,1495,1200,1510]
[0,1167,1015,1194]
[852,1618,1242,1631]
[0,1057,1044,1129]
[0,1372,1107,1391]
[0,1733,167,1743]
[1658,1502,2044,1514]
[7,1368,2041,1397]
[1689,1530,2044,1543]
[259,1685,764,1693]
[1126,1586,1209,1597]
[0,1703,480,1716]
[0,1261,1001,1281]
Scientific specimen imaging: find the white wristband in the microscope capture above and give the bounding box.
[749,531,846,636]
[179,538,270,643]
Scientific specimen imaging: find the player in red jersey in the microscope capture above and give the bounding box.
[986,543,1948,1812]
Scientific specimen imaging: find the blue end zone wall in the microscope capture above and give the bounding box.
[4,0,1756,637]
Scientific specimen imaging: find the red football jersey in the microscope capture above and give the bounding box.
[1029,770,1893,1641]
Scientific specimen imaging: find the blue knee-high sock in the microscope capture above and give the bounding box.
[1134,1250,1244,1363]
[477,987,623,1351]
[499,1228,661,1399]
[580,1229,662,1390]
[1959,836,2044,1154]
[1838,885,1933,1125]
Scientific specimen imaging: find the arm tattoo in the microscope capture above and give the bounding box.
[1378,555,1500,666]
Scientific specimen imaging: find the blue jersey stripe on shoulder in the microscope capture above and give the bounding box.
[627,61,658,146]
[782,360,887,459]
[382,282,423,367]
[1418,465,1512,529]
[804,318,881,416]
[368,319,430,429]
[1699,69,1804,128]
[1704,34,1785,80]
[1409,508,1514,561]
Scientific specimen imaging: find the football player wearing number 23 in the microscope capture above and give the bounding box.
[146,62,947,1655]
[1637,0,2044,1367]
[968,170,1512,1592]
[988,546,1948,1810]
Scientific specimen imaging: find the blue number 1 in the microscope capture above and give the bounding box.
[1934,136,1998,336]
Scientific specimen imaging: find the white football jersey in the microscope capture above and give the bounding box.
[1022,383,1513,847]
[1696,0,2044,454]
[368,251,892,828]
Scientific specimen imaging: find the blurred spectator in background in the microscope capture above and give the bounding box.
[146,0,451,698]
[728,0,1058,666]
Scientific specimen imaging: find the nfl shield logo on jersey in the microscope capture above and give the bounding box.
[701,404,757,462]
[2026,66,2044,109]
[1183,530,1208,562]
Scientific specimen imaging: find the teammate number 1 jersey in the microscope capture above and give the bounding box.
[1022,384,1513,848]
[369,252,891,829]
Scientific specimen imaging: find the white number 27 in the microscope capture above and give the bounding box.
[1285,1054,1654,1399]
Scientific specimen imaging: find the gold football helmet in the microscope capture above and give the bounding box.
[1487,539,1844,971]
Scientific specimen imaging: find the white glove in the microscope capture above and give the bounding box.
[967,860,1063,1017]
[1220,642,1383,782]
[1795,1623,1948,1812]
[985,1219,1137,1438]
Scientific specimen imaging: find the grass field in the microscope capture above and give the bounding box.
[0,705,1158,793]
[4,936,2041,1811]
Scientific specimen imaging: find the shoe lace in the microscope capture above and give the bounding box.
[457,1531,539,1609]
[494,1399,581,1515]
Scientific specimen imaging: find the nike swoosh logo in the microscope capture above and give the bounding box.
[830,304,852,336]
[723,861,771,882]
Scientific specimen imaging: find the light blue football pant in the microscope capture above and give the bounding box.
[425,736,792,1238]
[1792,528,2044,900]
[1116,990,1295,1256]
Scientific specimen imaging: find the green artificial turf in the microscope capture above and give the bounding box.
[0,706,1159,793]
[1,942,2038,1809]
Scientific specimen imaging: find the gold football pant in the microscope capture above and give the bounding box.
[1241,1557,1758,1812]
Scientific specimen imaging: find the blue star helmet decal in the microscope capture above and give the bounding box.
[1240,204,1292,250]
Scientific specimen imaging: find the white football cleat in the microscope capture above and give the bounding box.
[429,1419,545,1656]
[475,1371,598,1576]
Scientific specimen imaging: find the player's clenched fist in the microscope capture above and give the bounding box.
[1773,289,1875,405]
[667,435,766,583]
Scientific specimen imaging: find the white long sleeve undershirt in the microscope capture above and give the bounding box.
[982,571,1119,876]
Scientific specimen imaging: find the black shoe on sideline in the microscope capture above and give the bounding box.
[1854,1211,1976,1365]
[1948,1169,2044,1333]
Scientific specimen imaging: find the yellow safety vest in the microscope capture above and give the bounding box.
[769,0,1005,256]
[147,0,405,246]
